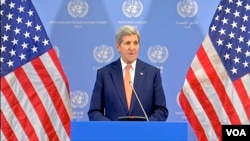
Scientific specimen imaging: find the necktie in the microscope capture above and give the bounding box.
[124,64,132,109]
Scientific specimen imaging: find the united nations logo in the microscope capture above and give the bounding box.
[70,90,88,108]
[148,45,168,63]
[177,0,198,18]
[93,45,114,63]
[67,0,88,18]
[122,0,143,18]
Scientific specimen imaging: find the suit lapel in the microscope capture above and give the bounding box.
[130,60,146,113]
[110,59,128,112]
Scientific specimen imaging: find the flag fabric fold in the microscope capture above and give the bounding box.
[179,0,250,140]
[1,0,72,141]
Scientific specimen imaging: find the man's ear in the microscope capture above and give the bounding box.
[116,44,120,52]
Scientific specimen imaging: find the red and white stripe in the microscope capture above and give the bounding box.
[179,35,250,141]
[1,48,72,141]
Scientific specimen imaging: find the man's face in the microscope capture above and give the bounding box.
[116,34,139,64]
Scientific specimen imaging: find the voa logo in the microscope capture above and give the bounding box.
[226,128,246,136]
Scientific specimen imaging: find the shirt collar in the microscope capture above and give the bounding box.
[120,58,137,71]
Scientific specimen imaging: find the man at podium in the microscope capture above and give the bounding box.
[88,25,168,121]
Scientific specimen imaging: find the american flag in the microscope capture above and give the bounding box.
[179,0,250,141]
[1,0,72,141]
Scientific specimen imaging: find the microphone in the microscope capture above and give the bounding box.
[129,81,149,122]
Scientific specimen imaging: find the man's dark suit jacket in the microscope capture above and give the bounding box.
[88,58,168,121]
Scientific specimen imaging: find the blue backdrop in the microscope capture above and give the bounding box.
[32,0,220,140]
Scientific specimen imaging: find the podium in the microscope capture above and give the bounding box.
[71,121,188,141]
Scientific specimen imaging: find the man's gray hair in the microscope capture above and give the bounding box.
[115,25,140,45]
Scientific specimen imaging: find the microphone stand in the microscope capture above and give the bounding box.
[129,81,149,122]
